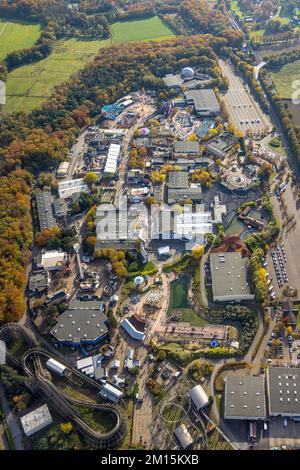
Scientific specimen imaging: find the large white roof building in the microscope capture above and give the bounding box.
[104,143,121,175]
[20,404,53,437]
[58,178,89,199]
[36,250,67,271]
[174,209,212,248]
[189,385,209,410]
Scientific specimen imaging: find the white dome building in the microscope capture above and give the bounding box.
[181,67,195,79]
[134,275,145,287]
[189,384,209,410]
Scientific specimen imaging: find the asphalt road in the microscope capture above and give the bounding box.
[65,130,87,180]
[219,60,271,136]
[0,386,23,450]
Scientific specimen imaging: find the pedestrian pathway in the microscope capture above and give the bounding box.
[0,385,23,450]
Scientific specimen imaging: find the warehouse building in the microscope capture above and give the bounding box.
[267,367,300,417]
[20,404,53,437]
[184,89,220,116]
[167,171,202,204]
[57,161,69,178]
[99,383,123,403]
[210,252,254,302]
[58,178,89,199]
[50,300,108,348]
[104,143,121,175]
[35,191,57,231]
[174,424,194,449]
[224,375,266,420]
[174,141,200,157]
[174,210,212,247]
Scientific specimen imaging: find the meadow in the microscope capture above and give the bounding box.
[271,60,300,99]
[110,17,175,44]
[5,38,108,113]
[4,16,175,113]
[0,19,41,60]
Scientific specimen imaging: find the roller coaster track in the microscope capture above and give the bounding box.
[0,324,126,449]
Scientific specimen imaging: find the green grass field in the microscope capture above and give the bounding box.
[0,19,41,60]
[271,60,300,99]
[168,276,206,326]
[4,16,175,113]
[5,38,108,113]
[230,0,244,18]
[110,17,174,43]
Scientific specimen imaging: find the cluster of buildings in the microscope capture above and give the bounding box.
[35,190,69,232]
[84,128,126,178]
[162,67,220,117]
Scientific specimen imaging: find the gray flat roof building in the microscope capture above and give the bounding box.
[210,252,254,302]
[53,198,68,218]
[224,375,266,420]
[162,74,183,89]
[184,89,220,115]
[168,171,189,188]
[267,367,300,417]
[29,270,49,297]
[168,171,202,204]
[36,191,57,231]
[167,187,202,204]
[50,300,108,347]
[174,141,200,155]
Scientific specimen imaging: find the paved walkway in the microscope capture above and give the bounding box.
[0,23,8,38]
[0,386,23,450]
[200,252,209,308]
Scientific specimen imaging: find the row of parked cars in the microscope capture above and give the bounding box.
[266,330,284,358]
[263,257,276,300]
[271,243,288,288]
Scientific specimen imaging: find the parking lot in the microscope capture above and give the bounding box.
[219,60,272,136]
[256,417,300,450]
[264,325,292,361]
[266,242,292,298]
[270,242,289,290]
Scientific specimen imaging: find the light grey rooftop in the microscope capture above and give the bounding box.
[224,375,266,419]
